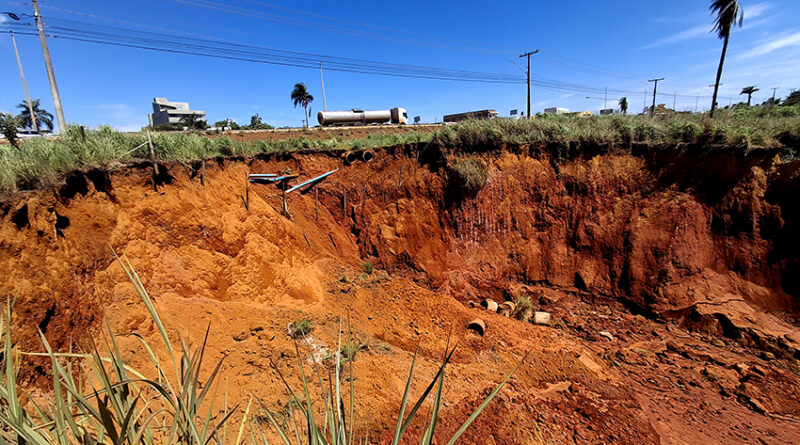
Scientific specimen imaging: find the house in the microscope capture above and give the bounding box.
[544,107,569,115]
[148,97,206,127]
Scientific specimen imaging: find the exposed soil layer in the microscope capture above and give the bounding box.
[1,142,800,443]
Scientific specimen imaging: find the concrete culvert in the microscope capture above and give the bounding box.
[498,302,515,317]
[533,311,551,326]
[342,151,358,165]
[467,319,486,336]
[480,299,498,312]
[468,300,480,308]
[360,150,375,163]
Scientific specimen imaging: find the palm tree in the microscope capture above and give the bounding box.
[709,0,743,118]
[291,82,314,127]
[16,98,53,132]
[740,86,759,106]
[619,97,628,115]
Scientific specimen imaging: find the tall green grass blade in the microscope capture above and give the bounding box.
[444,352,529,445]
[392,342,420,445]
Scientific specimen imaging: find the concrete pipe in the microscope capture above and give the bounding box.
[342,151,358,165]
[360,150,375,163]
[533,311,551,326]
[498,302,515,317]
[467,319,486,336]
[468,300,480,308]
[480,299,498,313]
[500,301,516,312]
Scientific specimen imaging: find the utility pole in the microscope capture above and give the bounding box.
[648,78,664,117]
[695,94,699,113]
[709,83,721,111]
[10,30,38,132]
[673,92,677,111]
[519,49,538,119]
[32,0,66,133]
[771,87,779,103]
[319,61,327,111]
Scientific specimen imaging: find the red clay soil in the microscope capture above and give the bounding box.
[1,142,800,444]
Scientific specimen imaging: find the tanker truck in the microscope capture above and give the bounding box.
[317,107,408,126]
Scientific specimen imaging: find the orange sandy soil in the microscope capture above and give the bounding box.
[203,124,441,143]
[2,143,800,444]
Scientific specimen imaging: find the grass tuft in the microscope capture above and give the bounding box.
[289,318,314,338]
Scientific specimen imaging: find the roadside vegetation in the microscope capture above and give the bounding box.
[0,107,799,195]
[0,254,524,444]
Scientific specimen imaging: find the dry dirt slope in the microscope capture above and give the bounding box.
[1,143,800,443]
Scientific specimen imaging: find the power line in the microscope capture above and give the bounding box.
[2,15,739,103]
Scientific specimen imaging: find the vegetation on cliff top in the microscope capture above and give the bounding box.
[1,109,798,194]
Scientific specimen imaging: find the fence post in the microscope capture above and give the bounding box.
[147,129,158,191]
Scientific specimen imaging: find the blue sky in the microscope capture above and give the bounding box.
[1,0,799,131]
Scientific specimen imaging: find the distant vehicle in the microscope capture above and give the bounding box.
[443,109,498,123]
[317,108,408,126]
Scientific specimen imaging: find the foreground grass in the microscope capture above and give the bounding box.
[0,254,524,444]
[1,109,799,194]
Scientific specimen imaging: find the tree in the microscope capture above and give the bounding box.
[246,114,272,130]
[291,82,314,127]
[213,119,240,130]
[740,86,759,106]
[16,98,53,132]
[180,114,207,130]
[0,113,20,149]
[784,90,800,107]
[619,97,628,115]
[709,0,743,118]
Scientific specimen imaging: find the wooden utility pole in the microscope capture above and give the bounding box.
[10,31,38,132]
[146,130,158,191]
[519,50,539,119]
[648,78,664,117]
[31,0,66,132]
[771,87,779,103]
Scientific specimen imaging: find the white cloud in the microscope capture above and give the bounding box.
[740,31,800,58]
[645,3,772,49]
[744,3,770,20]
[643,25,708,49]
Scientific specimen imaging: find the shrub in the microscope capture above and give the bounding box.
[448,157,488,195]
[339,339,364,363]
[362,261,374,275]
[513,295,534,323]
[289,318,314,338]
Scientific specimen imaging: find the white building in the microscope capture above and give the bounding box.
[544,107,569,115]
[148,97,206,127]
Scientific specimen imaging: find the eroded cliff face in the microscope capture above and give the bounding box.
[1,143,800,443]
[350,145,799,354]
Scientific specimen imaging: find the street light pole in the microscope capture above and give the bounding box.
[32,0,66,132]
[10,30,38,132]
[519,50,538,119]
[319,61,327,111]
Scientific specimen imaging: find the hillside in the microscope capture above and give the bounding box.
[1,124,800,443]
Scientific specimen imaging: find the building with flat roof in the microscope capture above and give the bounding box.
[544,107,569,115]
[148,97,206,127]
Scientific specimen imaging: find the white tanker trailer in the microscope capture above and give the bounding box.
[317,107,408,126]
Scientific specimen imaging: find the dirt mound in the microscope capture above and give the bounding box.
[1,142,800,443]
